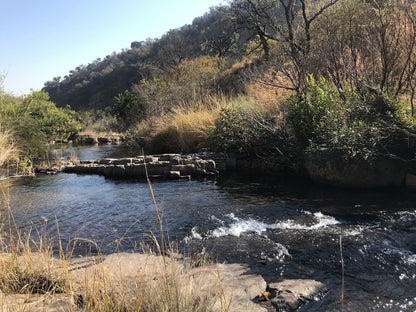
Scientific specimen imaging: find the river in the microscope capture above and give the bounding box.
[2,145,416,311]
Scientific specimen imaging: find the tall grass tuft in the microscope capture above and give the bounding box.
[144,99,222,153]
[0,126,17,169]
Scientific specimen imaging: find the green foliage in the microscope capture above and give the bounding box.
[207,106,277,155]
[113,90,148,131]
[0,91,84,158]
[287,77,340,149]
[15,157,34,175]
[287,77,416,159]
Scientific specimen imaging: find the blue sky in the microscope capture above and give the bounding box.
[0,0,225,95]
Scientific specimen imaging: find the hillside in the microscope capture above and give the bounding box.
[42,5,253,111]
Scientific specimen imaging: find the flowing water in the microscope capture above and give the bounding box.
[2,145,416,311]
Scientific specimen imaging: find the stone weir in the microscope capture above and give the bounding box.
[63,154,223,180]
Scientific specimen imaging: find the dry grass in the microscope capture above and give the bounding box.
[78,128,119,139]
[134,91,288,154]
[148,107,218,153]
[0,126,18,168]
[74,251,218,312]
[0,247,68,295]
[0,183,70,299]
[246,82,291,115]
[139,97,224,153]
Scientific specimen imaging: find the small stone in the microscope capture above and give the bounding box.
[205,160,216,172]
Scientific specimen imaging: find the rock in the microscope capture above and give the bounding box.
[195,168,207,176]
[97,137,111,144]
[133,157,145,164]
[103,165,125,178]
[405,173,416,188]
[146,162,169,176]
[62,154,222,180]
[169,170,181,179]
[268,279,327,311]
[36,168,58,175]
[2,293,74,312]
[205,160,216,173]
[192,263,269,312]
[125,163,146,177]
[79,160,93,164]
[112,158,133,165]
[170,155,182,165]
[75,135,98,145]
[171,164,195,175]
[158,154,180,162]
[305,149,407,188]
[97,158,116,165]
[69,254,268,312]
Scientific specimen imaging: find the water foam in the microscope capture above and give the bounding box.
[189,211,341,239]
[212,214,280,237]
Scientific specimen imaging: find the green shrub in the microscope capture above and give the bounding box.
[207,106,278,155]
[286,76,340,149]
[286,77,416,159]
[113,90,149,131]
[0,91,84,158]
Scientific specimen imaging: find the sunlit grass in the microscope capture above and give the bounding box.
[0,126,17,168]
[148,105,219,153]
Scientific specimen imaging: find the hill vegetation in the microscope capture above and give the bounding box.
[42,5,250,111]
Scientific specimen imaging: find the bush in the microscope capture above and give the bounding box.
[0,91,84,158]
[286,77,340,149]
[286,77,416,159]
[113,90,149,131]
[207,105,280,156]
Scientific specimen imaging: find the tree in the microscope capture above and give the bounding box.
[230,0,340,93]
[230,0,280,58]
[131,41,144,49]
[311,0,416,105]
[0,91,83,158]
[113,90,148,131]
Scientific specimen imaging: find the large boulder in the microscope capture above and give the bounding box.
[304,148,407,188]
[69,253,269,312]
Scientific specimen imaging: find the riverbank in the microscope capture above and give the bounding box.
[1,252,327,312]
